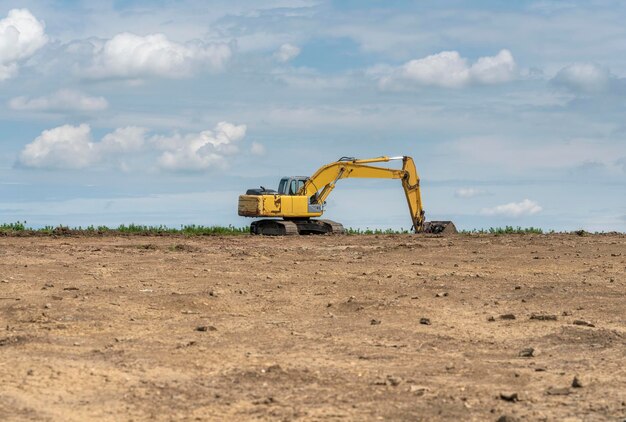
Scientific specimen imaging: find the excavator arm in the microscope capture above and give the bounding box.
[299,156,425,231]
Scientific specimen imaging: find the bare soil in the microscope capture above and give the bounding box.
[0,234,625,421]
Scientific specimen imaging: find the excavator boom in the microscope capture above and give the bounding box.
[238,155,456,235]
[300,156,425,231]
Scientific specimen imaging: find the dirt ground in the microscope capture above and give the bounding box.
[0,233,625,421]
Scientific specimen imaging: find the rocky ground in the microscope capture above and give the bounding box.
[0,233,625,421]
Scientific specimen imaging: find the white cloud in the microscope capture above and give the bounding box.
[469,49,517,84]
[100,127,147,154]
[399,51,470,88]
[0,9,48,80]
[481,199,542,217]
[18,122,247,171]
[155,122,247,171]
[87,32,232,79]
[455,188,487,198]
[379,49,516,89]
[9,90,108,112]
[18,124,147,169]
[18,124,98,169]
[274,43,301,62]
[551,63,612,94]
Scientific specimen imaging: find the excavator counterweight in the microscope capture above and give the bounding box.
[238,156,456,235]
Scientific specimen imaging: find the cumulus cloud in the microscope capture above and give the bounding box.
[274,43,300,62]
[18,122,248,171]
[379,49,516,89]
[18,124,147,169]
[9,90,108,112]
[481,199,542,217]
[551,63,613,94]
[0,9,48,80]
[155,122,247,171]
[100,127,147,154]
[18,124,98,169]
[455,188,487,198]
[87,32,232,79]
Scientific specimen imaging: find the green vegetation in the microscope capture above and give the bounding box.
[0,221,613,236]
[0,221,27,231]
[346,226,546,235]
[0,221,248,236]
[460,226,545,235]
[345,227,411,235]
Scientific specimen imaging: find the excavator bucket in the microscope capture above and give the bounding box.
[422,221,457,234]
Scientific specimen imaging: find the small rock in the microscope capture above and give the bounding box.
[572,376,583,388]
[487,316,496,322]
[44,303,51,309]
[435,292,448,298]
[573,320,595,327]
[562,311,572,316]
[419,317,431,325]
[497,415,519,422]
[196,325,217,332]
[499,392,518,402]
[499,314,516,320]
[253,397,276,405]
[546,387,570,396]
[26,369,34,376]
[370,319,381,325]
[63,287,79,291]
[409,385,428,396]
[518,347,535,358]
[386,375,401,386]
[266,364,282,373]
[530,314,557,321]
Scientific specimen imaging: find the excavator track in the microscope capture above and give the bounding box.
[250,220,299,235]
[250,219,345,235]
[317,219,346,234]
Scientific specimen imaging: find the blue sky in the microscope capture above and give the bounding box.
[0,0,624,231]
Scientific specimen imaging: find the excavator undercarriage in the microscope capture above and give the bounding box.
[250,219,345,235]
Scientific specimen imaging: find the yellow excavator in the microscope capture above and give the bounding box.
[238,155,456,235]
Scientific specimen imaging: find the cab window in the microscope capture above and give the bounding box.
[278,178,288,194]
[289,179,298,195]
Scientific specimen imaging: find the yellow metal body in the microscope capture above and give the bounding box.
[238,194,323,218]
[238,156,425,231]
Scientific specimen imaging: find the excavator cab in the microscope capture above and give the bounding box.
[278,177,308,195]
